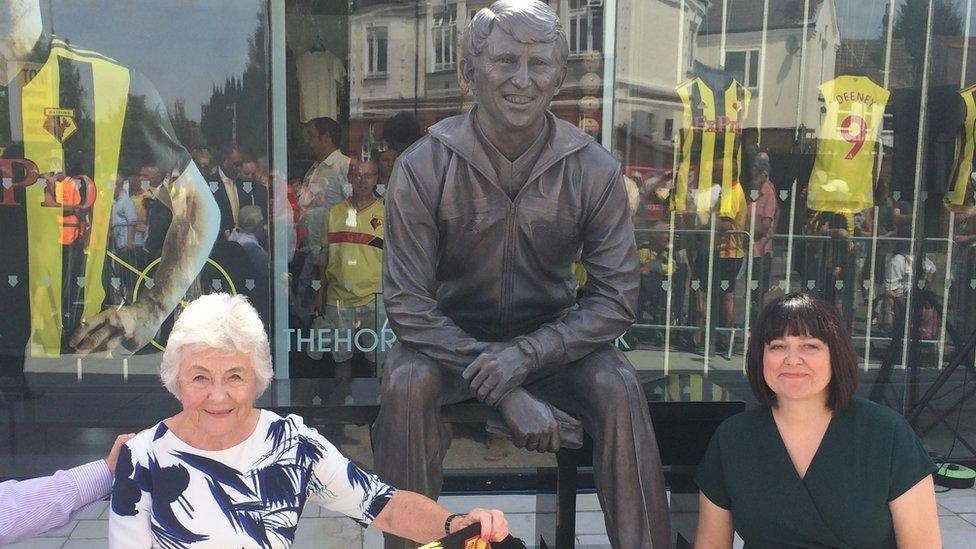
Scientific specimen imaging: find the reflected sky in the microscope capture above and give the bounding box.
[836,0,975,39]
[45,0,264,121]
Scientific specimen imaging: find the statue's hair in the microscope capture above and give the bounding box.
[159,293,272,398]
[460,0,569,78]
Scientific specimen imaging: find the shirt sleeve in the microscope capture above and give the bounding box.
[117,70,191,180]
[324,169,347,214]
[759,190,776,224]
[719,183,742,222]
[695,426,732,510]
[124,198,138,223]
[300,421,396,526]
[885,254,907,292]
[887,413,937,502]
[0,460,111,545]
[109,442,153,548]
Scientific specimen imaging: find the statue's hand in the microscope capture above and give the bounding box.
[497,389,560,453]
[69,305,159,356]
[463,345,532,406]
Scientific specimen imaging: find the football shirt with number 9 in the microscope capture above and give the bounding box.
[808,75,890,213]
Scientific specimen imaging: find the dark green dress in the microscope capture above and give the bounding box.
[695,397,936,548]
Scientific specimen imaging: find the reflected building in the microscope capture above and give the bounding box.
[347,1,644,154]
[610,0,842,170]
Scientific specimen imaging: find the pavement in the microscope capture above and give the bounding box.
[6,487,976,548]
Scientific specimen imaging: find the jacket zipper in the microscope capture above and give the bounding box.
[501,203,516,326]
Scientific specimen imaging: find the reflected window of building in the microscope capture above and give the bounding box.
[366,25,388,77]
[431,3,459,72]
[568,0,603,55]
[725,49,760,89]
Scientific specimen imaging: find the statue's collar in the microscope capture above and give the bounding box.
[428,107,591,185]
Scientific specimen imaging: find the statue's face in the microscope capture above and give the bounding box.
[468,26,565,134]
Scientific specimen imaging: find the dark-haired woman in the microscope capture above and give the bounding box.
[694,292,940,548]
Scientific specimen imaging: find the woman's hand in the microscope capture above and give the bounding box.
[449,508,509,542]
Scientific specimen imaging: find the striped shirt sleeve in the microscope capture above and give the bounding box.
[0,460,112,544]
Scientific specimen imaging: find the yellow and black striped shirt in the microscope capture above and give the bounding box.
[947,84,976,212]
[0,38,192,356]
[674,73,751,213]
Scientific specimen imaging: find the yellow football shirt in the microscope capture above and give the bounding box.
[808,75,890,213]
[719,181,747,259]
[675,75,751,213]
[947,84,976,212]
[322,199,384,308]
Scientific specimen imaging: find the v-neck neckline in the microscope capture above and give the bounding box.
[767,405,836,482]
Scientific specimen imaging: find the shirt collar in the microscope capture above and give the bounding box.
[428,107,591,187]
[218,167,234,185]
[323,149,346,167]
[474,112,551,176]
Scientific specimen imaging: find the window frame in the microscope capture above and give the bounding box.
[724,48,761,89]
[567,0,603,56]
[366,25,389,77]
[430,3,460,72]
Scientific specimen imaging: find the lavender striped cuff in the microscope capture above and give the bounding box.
[67,459,113,507]
[0,459,111,544]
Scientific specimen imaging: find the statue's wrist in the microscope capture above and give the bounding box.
[500,338,537,370]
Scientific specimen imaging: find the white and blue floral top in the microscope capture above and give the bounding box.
[109,410,395,548]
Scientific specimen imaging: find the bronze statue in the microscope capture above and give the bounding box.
[373,1,671,547]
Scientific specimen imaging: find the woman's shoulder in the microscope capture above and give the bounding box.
[838,397,921,448]
[122,420,173,460]
[844,397,908,429]
[260,409,312,432]
[715,404,768,435]
[259,410,331,445]
[705,405,769,451]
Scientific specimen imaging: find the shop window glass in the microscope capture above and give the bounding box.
[1,0,270,479]
[6,0,976,511]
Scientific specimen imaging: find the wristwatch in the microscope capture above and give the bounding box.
[444,513,465,535]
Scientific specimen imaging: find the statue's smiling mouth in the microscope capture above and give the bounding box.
[504,94,534,105]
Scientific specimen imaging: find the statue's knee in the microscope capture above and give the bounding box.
[383,360,440,403]
[591,367,638,402]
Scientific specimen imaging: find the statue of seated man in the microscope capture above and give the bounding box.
[373,1,670,547]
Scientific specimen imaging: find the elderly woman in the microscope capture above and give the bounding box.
[109,294,508,548]
[694,292,940,548]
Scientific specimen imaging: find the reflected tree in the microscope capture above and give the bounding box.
[894,0,963,81]
[200,9,269,159]
[170,99,204,153]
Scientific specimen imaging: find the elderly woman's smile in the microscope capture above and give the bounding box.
[172,346,261,449]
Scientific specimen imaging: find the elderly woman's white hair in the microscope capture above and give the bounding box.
[159,293,272,397]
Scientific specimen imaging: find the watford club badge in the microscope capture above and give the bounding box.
[43,107,78,143]
[370,216,383,230]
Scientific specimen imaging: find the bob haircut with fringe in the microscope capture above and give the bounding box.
[159,293,272,398]
[460,0,569,83]
[746,291,859,411]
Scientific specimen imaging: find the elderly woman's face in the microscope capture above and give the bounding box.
[177,346,259,438]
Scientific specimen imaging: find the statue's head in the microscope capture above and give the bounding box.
[460,0,568,133]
